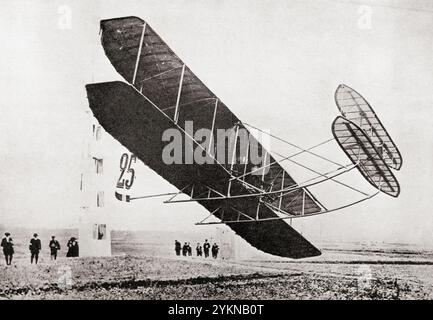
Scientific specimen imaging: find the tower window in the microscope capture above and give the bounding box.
[94,158,103,174]
[97,191,104,207]
[95,126,102,141]
[93,224,107,240]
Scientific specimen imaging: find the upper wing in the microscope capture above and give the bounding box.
[99,16,324,217]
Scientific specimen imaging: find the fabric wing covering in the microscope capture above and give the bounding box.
[334,84,402,171]
[99,16,324,217]
[332,116,400,197]
[93,16,325,258]
[86,81,321,258]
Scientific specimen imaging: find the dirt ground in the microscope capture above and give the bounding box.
[0,253,432,300]
[0,229,432,300]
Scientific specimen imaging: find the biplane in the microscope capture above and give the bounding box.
[85,16,402,259]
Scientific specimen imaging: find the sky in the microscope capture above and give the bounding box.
[1,0,433,246]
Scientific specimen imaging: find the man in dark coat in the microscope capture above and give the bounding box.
[1,232,14,265]
[203,239,210,258]
[187,242,192,256]
[29,233,42,264]
[71,239,79,257]
[182,242,188,256]
[66,238,73,257]
[49,236,61,260]
[174,240,181,256]
[211,243,220,259]
[196,243,202,257]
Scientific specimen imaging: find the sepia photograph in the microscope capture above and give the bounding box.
[0,0,432,306]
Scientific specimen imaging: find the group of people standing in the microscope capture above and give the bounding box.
[175,239,220,259]
[1,232,80,265]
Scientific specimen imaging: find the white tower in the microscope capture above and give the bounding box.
[78,111,112,257]
[214,225,265,261]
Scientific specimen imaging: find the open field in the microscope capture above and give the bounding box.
[0,228,432,299]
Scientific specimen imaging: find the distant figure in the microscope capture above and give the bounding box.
[211,243,219,259]
[66,237,79,258]
[49,236,61,260]
[174,240,181,256]
[196,243,202,257]
[1,232,14,265]
[187,242,192,256]
[393,278,400,299]
[29,233,42,264]
[203,239,210,258]
[182,242,188,256]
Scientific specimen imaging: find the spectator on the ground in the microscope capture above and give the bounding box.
[49,236,61,260]
[187,242,192,256]
[182,242,188,256]
[196,243,203,257]
[211,243,219,259]
[1,232,14,266]
[174,240,181,256]
[29,233,42,264]
[66,237,79,257]
[203,239,210,258]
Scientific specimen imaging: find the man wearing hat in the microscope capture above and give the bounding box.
[1,232,14,265]
[29,233,42,264]
[49,236,61,260]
